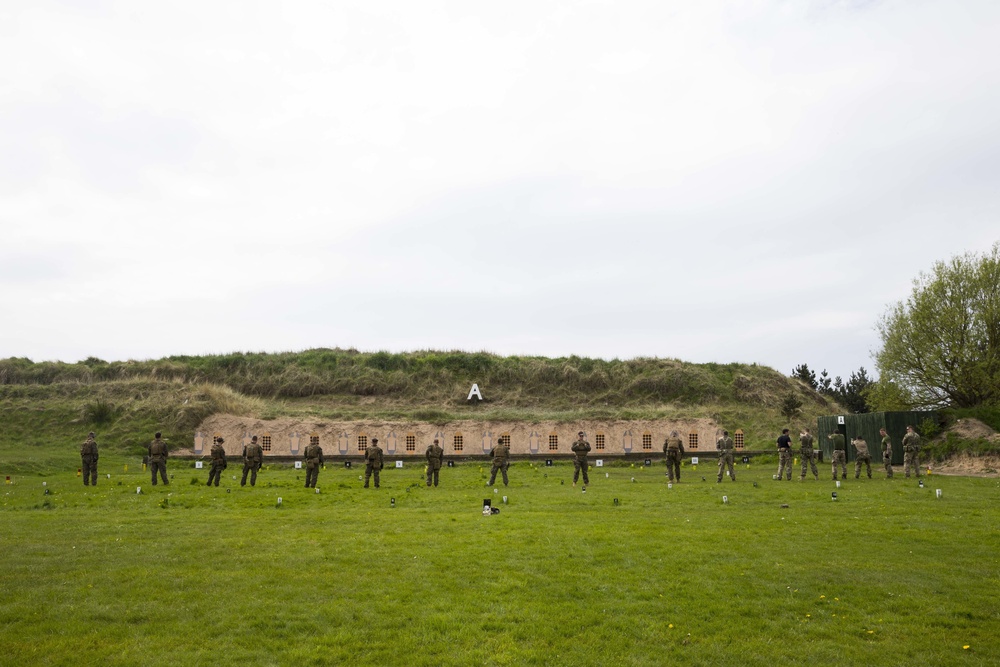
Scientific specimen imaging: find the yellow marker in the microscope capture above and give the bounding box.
[77,468,81,477]
[124,464,128,473]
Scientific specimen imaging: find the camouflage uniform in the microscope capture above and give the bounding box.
[776,431,793,480]
[488,441,510,486]
[902,429,922,478]
[799,432,818,480]
[829,433,846,480]
[425,440,444,487]
[364,440,384,488]
[663,434,684,482]
[881,433,894,479]
[304,441,324,488]
[571,434,591,485]
[80,433,99,486]
[852,437,872,479]
[207,439,227,487]
[148,436,169,485]
[716,435,736,482]
[242,438,263,487]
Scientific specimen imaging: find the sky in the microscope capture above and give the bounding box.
[2,0,998,379]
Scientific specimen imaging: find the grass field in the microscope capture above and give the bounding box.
[1,457,998,667]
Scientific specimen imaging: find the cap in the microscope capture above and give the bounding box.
[578,431,585,436]
[88,431,95,438]
[217,437,225,444]
[251,435,258,441]
[371,438,378,443]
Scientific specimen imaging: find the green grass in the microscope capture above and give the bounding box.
[1,458,997,666]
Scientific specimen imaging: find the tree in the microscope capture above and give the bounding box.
[875,243,1000,409]
[864,378,914,412]
[818,369,832,394]
[838,367,873,413]
[792,364,817,390]
[780,392,803,420]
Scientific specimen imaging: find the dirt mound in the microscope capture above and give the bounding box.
[945,417,999,441]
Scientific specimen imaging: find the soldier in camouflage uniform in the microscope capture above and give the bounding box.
[304,437,324,488]
[902,425,922,478]
[148,432,169,485]
[364,438,384,488]
[663,430,684,483]
[425,438,444,487]
[571,431,591,487]
[776,429,793,481]
[80,431,99,486]
[852,436,872,479]
[799,429,819,480]
[880,428,894,479]
[241,435,263,487]
[488,438,510,487]
[828,432,847,480]
[207,437,227,486]
[716,430,736,482]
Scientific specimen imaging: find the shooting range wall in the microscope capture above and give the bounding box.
[188,414,730,459]
[816,411,938,466]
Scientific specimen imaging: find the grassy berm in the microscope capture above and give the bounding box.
[0,350,839,470]
[1,458,998,666]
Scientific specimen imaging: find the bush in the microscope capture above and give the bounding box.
[82,399,118,425]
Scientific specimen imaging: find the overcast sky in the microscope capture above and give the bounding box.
[2,0,998,379]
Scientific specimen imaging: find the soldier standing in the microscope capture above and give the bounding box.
[207,437,227,487]
[148,432,169,485]
[880,428,894,479]
[571,431,591,487]
[425,438,444,487]
[304,437,324,488]
[241,435,263,487]
[776,429,793,481]
[852,436,872,479]
[364,437,384,488]
[80,431,99,486]
[799,429,819,480]
[716,430,736,483]
[488,438,510,487]
[902,425,922,478]
[828,432,847,480]
[663,431,684,483]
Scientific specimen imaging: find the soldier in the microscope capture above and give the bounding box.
[880,428,894,479]
[902,425,922,478]
[663,430,684,483]
[571,431,591,487]
[488,437,510,487]
[828,432,847,480]
[776,428,793,481]
[304,437,324,488]
[798,428,819,480]
[80,431,99,486]
[852,436,872,479]
[716,430,736,483]
[241,435,263,487]
[207,437,227,487]
[148,432,169,485]
[364,437,384,488]
[425,438,444,487]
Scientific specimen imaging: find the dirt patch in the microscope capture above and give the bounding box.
[932,452,1000,478]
